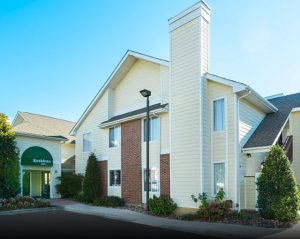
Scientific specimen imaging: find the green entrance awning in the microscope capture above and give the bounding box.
[21,146,53,167]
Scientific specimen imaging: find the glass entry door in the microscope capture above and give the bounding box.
[41,171,50,198]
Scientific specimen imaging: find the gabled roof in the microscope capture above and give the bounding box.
[205,73,278,113]
[244,92,300,149]
[62,155,75,172]
[70,50,169,135]
[13,112,76,143]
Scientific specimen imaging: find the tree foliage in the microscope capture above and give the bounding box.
[257,145,300,222]
[0,113,20,198]
[82,153,100,202]
[56,172,83,198]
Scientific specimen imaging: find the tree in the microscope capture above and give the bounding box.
[0,113,20,198]
[257,145,300,222]
[56,172,84,198]
[82,153,100,202]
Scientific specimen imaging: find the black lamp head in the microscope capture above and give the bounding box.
[140,89,151,97]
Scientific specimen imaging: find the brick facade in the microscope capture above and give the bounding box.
[160,154,170,195]
[97,160,108,197]
[121,119,142,205]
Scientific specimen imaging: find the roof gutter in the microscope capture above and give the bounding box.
[246,86,278,113]
[15,132,67,142]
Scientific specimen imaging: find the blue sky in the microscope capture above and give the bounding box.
[1,0,300,122]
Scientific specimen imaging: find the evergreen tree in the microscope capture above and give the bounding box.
[257,145,300,222]
[82,153,100,202]
[0,113,20,198]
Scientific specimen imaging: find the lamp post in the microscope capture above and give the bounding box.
[140,89,151,211]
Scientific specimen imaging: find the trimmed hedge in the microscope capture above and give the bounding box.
[0,196,50,211]
[149,195,177,216]
[56,173,83,198]
[93,196,125,207]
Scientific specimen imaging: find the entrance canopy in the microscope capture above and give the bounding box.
[21,146,53,167]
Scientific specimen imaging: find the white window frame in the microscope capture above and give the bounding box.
[143,117,159,142]
[109,126,120,148]
[212,97,226,133]
[109,169,121,187]
[143,167,159,193]
[211,161,227,196]
[82,132,92,153]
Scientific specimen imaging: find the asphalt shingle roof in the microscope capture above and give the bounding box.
[244,92,300,148]
[13,112,76,143]
[101,103,168,125]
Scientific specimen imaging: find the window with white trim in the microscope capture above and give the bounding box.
[109,170,121,186]
[83,133,92,152]
[109,126,120,148]
[143,168,159,192]
[213,162,225,194]
[143,117,159,142]
[213,98,225,131]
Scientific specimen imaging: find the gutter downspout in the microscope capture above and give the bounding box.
[236,90,251,211]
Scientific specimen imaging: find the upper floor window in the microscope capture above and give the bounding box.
[110,170,121,186]
[213,98,225,131]
[109,126,120,148]
[83,133,92,152]
[143,117,159,142]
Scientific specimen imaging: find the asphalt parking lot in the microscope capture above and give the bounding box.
[0,209,216,238]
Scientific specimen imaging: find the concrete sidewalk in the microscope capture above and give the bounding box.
[50,199,287,239]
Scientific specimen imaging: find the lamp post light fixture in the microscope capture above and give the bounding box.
[140,89,151,211]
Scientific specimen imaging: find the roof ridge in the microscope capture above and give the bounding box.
[20,112,75,124]
[269,92,300,100]
[22,120,63,138]
[127,50,169,63]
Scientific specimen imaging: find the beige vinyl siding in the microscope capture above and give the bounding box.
[201,19,209,73]
[75,91,109,174]
[107,142,121,197]
[291,112,300,183]
[170,17,202,208]
[202,78,211,195]
[160,113,169,154]
[16,136,61,198]
[240,152,266,209]
[160,65,170,104]
[112,60,161,116]
[207,80,235,200]
[239,99,265,147]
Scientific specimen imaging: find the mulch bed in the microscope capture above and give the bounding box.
[178,210,296,228]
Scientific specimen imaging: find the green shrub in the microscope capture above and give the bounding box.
[0,113,20,198]
[74,193,90,203]
[257,145,300,222]
[149,195,177,216]
[191,191,232,221]
[93,196,125,207]
[56,173,83,198]
[82,153,100,202]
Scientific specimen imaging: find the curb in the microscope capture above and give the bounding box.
[0,206,60,215]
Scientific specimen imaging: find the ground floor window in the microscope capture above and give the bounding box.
[144,168,159,192]
[213,162,225,194]
[109,170,121,186]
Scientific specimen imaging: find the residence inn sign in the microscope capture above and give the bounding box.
[21,146,53,167]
